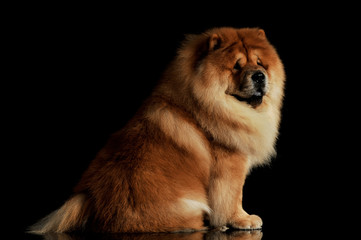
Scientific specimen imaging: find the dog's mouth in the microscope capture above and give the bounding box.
[231,91,264,108]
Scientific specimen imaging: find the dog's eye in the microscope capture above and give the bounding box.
[233,61,241,71]
[257,58,264,67]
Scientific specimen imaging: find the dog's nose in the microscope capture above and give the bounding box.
[251,71,266,85]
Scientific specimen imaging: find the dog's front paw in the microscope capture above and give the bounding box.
[229,214,262,230]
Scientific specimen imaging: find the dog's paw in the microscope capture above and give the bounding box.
[229,214,262,230]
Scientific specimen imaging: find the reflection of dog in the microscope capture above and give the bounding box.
[40,230,263,240]
[29,27,285,233]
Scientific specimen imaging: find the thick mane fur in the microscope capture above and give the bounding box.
[154,27,285,166]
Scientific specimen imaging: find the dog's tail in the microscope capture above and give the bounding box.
[28,193,90,234]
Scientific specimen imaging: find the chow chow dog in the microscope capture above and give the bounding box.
[29,27,285,234]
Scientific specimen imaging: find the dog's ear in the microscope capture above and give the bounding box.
[257,29,266,39]
[180,32,222,69]
[208,33,222,51]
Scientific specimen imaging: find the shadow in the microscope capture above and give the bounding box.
[27,230,263,240]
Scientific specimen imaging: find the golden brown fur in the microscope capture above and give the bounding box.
[29,27,285,234]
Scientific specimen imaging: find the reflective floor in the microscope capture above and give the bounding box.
[25,229,263,240]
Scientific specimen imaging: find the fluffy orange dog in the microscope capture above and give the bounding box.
[29,27,285,234]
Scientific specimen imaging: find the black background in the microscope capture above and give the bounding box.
[8,3,359,239]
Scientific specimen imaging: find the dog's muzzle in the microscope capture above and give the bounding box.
[232,70,268,108]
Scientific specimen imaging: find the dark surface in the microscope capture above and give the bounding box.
[8,3,359,240]
[25,230,263,240]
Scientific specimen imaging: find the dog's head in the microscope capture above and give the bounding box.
[176,27,284,110]
[154,27,285,160]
